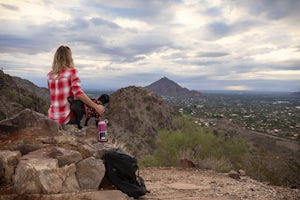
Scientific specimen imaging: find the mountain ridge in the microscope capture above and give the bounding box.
[0,70,49,120]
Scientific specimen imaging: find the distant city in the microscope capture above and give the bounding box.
[165,92,300,141]
[86,89,300,141]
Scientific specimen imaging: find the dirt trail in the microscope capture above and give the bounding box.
[139,168,300,200]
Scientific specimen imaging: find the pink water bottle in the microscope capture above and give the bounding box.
[98,120,108,142]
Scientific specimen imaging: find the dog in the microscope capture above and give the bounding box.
[67,94,110,129]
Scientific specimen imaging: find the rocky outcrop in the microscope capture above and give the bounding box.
[12,75,49,104]
[0,109,127,198]
[106,86,178,157]
[0,108,59,134]
[0,70,50,120]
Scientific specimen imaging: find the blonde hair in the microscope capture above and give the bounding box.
[52,45,74,74]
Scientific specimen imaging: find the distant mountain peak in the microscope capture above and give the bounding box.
[145,77,203,98]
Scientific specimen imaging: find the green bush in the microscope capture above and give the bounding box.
[140,115,248,172]
[127,102,135,109]
[145,136,156,149]
[139,155,161,167]
[223,136,248,168]
[143,96,152,102]
[20,96,33,107]
[7,90,18,99]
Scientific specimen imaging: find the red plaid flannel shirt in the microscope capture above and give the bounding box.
[47,68,83,124]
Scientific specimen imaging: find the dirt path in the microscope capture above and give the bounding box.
[139,168,300,200]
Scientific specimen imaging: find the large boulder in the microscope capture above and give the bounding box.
[0,108,59,133]
[76,157,105,190]
[0,109,61,154]
[13,147,82,194]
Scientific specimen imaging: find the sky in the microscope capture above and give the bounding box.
[0,0,300,92]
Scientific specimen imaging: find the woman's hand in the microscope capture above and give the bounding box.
[76,93,105,115]
[95,104,105,116]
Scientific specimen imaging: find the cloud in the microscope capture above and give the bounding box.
[197,52,229,58]
[234,0,300,21]
[86,0,176,22]
[204,19,263,40]
[0,3,19,11]
[90,17,120,28]
[0,0,299,92]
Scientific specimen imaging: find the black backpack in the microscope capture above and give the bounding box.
[102,150,149,199]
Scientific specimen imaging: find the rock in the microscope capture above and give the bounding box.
[14,155,55,194]
[228,170,241,179]
[78,144,99,159]
[180,158,196,168]
[46,147,83,167]
[61,124,87,137]
[0,109,60,133]
[0,109,121,197]
[76,157,105,190]
[0,150,21,184]
[0,109,62,152]
[13,147,81,194]
[53,131,77,147]
[38,163,79,194]
[10,142,40,155]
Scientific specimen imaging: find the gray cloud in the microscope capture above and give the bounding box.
[197,52,229,58]
[84,0,176,22]
[234,0,300,20]
[0,3,19,11]
[0,0,299,92]
[90,17,120,28]
[205,19,263,39]
[123,55,147,63]
[0,34,53,54]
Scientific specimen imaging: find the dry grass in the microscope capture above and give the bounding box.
[197,156,233,172]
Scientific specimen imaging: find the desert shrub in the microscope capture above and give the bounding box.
[143,96,152,102]
[198,156,232,172]
[152,129,228,167]
[139,155,161,167]
[7,90,18,99]
[145,136,156,149]
[40,104,49,115]
[127,102,135,109]
[140,115,248,172]
[243,148,300,187]
[223,136,248,169]
[20,96,33,107]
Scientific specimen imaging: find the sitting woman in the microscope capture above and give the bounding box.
[47,45,105,125]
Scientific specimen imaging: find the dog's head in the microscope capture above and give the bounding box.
[98,94,110,105]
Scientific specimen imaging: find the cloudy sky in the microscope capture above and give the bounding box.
[0,0,299,91]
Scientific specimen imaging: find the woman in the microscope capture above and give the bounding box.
[47,45,104,124]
